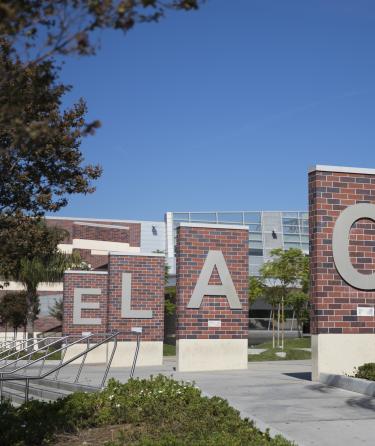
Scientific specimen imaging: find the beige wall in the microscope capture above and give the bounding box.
[312,334,375,380]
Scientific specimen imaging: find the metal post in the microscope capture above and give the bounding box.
[130,333,140,378]
[25,378,29,402]
[74,337,89,383]
[0,373,3,400]
[100,336,118,388]
[54,342,68,380]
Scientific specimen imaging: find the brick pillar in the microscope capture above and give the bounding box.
[309,165,375,380]
[176,223,249,371]
[63,271,109,336]
[107,252,165,366]
[62,271,109,363]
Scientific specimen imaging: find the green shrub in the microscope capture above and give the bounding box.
[354,363,375,381]
[0,375,294,446]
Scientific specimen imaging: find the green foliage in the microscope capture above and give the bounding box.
[0,218,83,336]
[0,376,294,446]
[163,343,176,356]
[249,276,264,307]
[248,348,311,362]
[0,47,102,216]
[49,297,63,322]
[286,290,309,337]
[164,285,176,316]
[354,363,375,381]
[259,248,310,342]
[0,217,66,280]
[256,337,311,350]
[0,291,37,331]
[0,1,203,64]
[260,248,309,290]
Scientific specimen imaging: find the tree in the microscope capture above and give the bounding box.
[17,250,81,341]
[0,48,102,216]
[0,218,81,341]
[0,1,203,64]
[0,291,37,336]
[0,1,203,217]
[260,248,309,348]
[248,276,264,308]
[49,298,63,323]
[0,216,66,281]
[286,290,309,338]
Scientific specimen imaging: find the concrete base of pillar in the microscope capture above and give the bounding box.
[64,340,163,367]
[176,338,248,372]
[312,334,375,381]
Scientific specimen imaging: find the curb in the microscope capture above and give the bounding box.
[320,373,375,397]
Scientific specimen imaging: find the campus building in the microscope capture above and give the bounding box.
[165,211,309,278]
[0,216,165,335]
[0,210,307,336]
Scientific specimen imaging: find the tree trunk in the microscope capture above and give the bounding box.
[281,296,285,350]
[277,303,280,348]
[297,316,302,338]
[272,307,275,348]
[25,290,35,351]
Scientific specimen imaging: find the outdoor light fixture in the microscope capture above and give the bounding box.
[272,230,277,239]
[152,225,157,235]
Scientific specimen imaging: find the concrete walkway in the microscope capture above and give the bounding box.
[55,359,375,446]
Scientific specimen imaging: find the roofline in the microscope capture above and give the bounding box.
[308,165,375,175]
[45,216,164,224]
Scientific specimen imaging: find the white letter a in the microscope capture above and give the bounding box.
[187,250,242,309]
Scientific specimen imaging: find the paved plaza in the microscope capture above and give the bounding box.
[53,358,375,446]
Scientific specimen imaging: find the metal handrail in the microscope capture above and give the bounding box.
[0,336,64,367]
[0,334,94,376]
[0,331,120,402]
[130,332,141,379]
[0,336,69,373]
[0,338,32,357]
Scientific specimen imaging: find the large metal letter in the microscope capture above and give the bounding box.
[187,250,242,309]
[121,272,153,318]
[332,203,375,290]
[73,288,101,325]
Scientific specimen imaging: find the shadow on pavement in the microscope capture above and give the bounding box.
[283,372,312,381]
[346,397,375,412]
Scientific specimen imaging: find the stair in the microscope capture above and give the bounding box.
[1,377,98,406]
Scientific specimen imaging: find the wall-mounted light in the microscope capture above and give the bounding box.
[152,225,157,235]
[272,230,277,239]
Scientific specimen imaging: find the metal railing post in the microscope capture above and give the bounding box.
[74,337,90,383]
[130,333,141,378]
[54,341,68,380]
[100,336,117,388]
[25,378,29,402]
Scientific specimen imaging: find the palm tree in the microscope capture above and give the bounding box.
[17,251,82,344]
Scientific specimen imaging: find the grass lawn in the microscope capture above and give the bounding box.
[253,336,311,350]
[248,348,311,362]
[163,343,176,356]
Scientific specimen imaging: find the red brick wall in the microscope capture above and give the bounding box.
[62,272,108,336]
[176,225,249,340]
[73,224,130,243]
[72,249,109,270]
[107,254,165,342]
[309,169,375,334]
[46,218,141,248]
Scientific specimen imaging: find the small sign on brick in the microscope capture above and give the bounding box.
[208,320,222,328]
[357,307,375,317]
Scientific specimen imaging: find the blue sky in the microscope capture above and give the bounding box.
[53,0,375,221]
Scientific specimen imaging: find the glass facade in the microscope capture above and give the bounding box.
[165,211,308,276]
